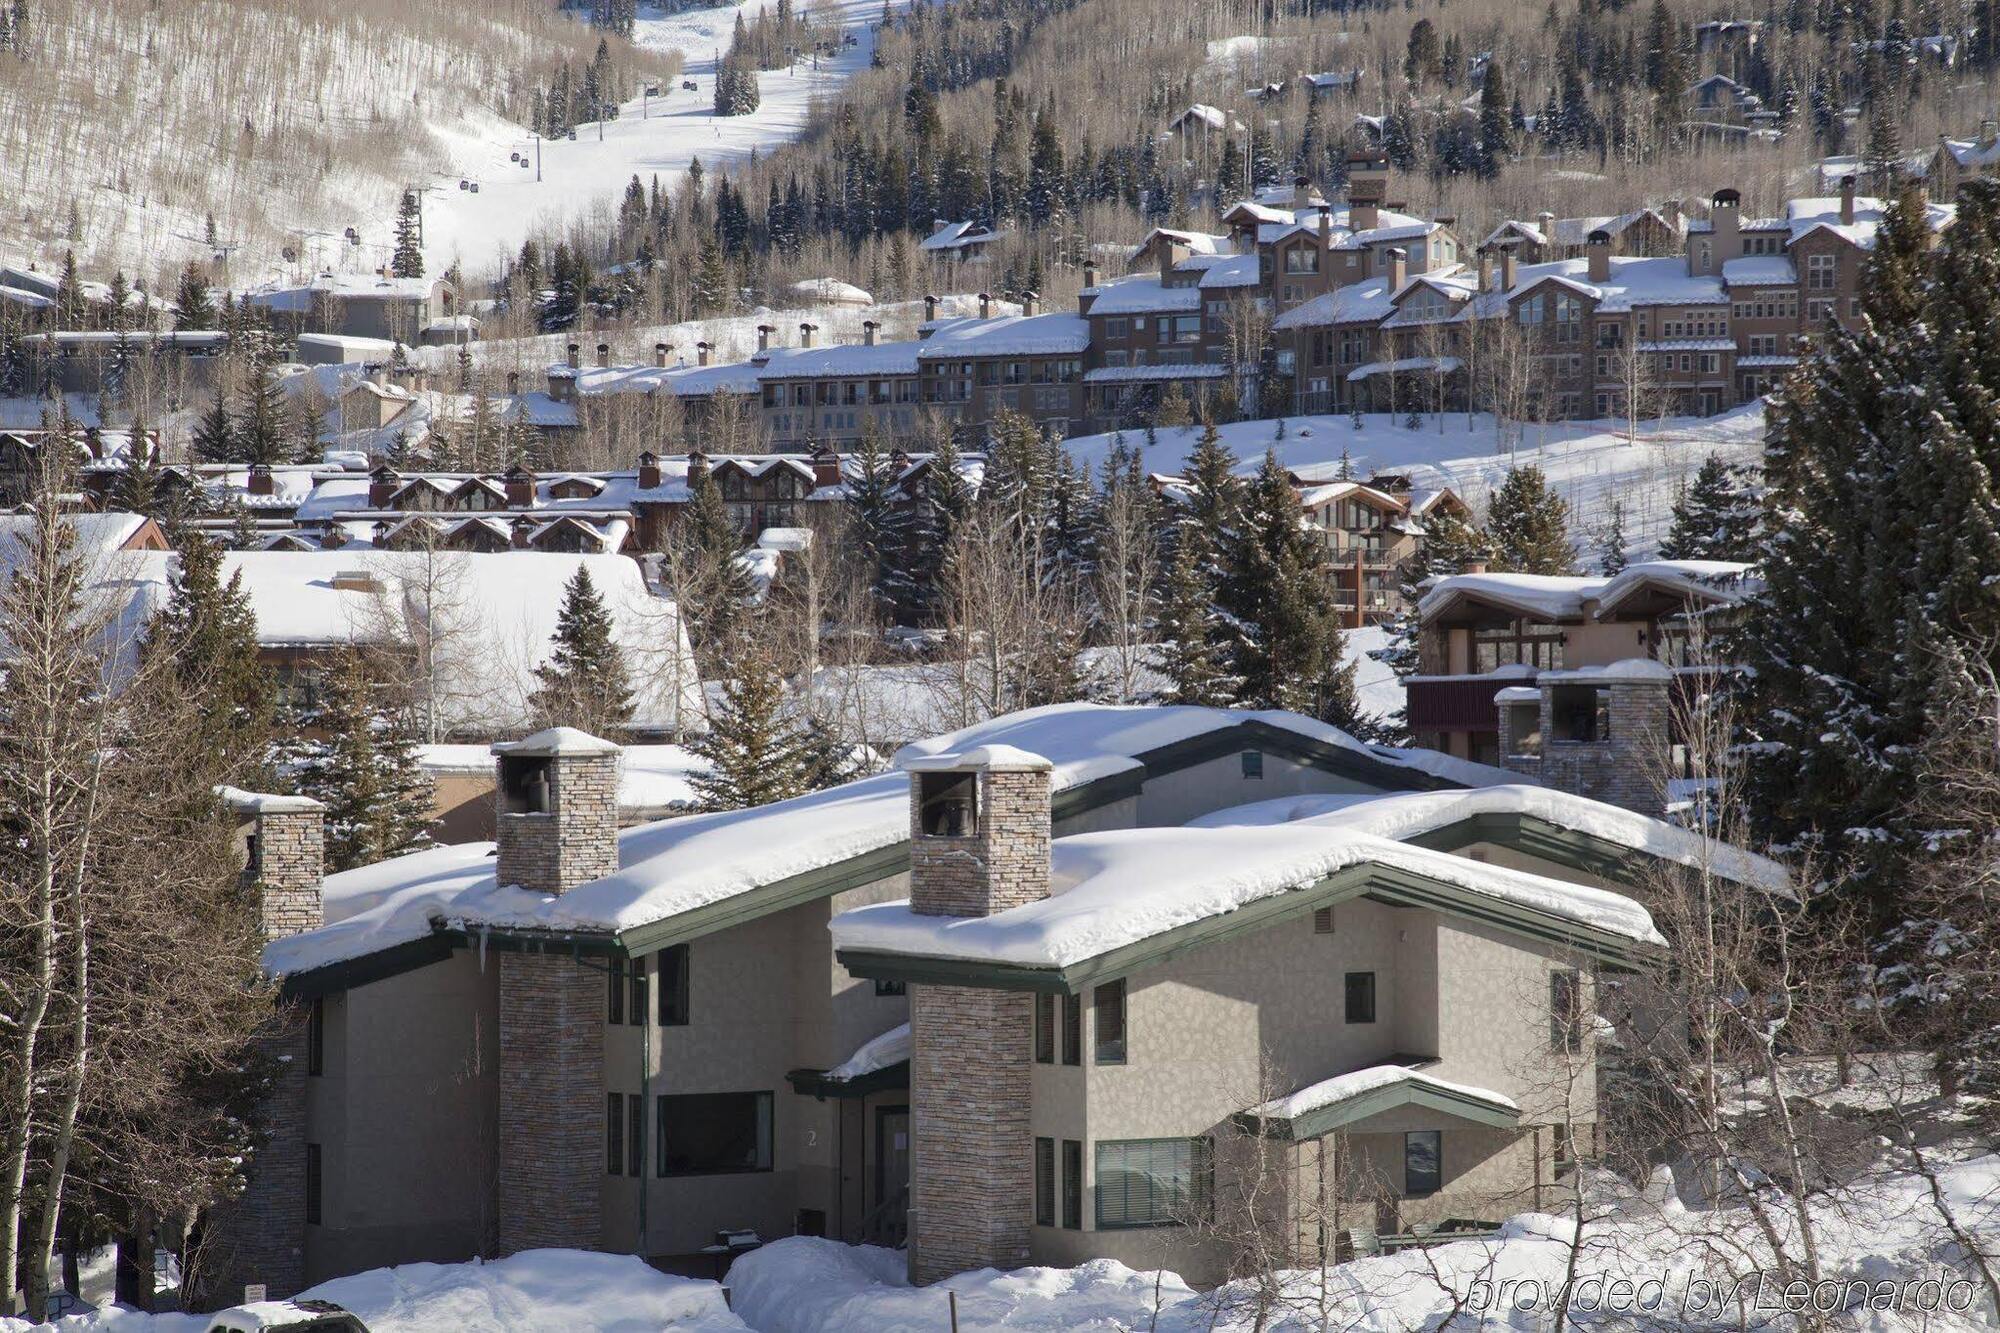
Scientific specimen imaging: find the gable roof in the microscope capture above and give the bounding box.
[1240,1063,1521,1140]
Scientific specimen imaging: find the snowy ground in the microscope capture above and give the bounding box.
[1065,405,1770,563]
[418,0,891,277]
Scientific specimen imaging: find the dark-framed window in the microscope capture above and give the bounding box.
[1241,750,1264,779]
[307,997,324,1076]
[1034,1137,1056,1225]
[1344,972,1377,1024]
[1061,993,1081,1066]
[629,955,648,1024]
[1095,1138,1209,1229]
[1094,981,1127,1064]
[1062,1140,1083,1229]
[1035,993,1056,1064]
[1404,1130,1442,1196]
[626,1093,643,1178]
[658,943,690,1027]
[608,957,626,1025]
[656,1091,773,1176]
[874,979,906,997]
[1550,970,1583,1052]
[607,1092,625,1175]
[305,1143,322,1225]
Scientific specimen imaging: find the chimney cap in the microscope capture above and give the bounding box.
[1711,187,1741,207]
[491,726,621,759]
[215,785,325,815]
[638,449,658,464]
[903,744,1052,773]
[1587,228,1611,244]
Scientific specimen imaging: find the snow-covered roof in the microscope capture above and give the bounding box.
[1082,363,1229,384]
[1250,1064,1518,1125]
[920,220,1004,253]
[265,704,1513,978]
[1721,255,1796,285]
[826,1022,910,1082]
[1347,355,1460,382]
[1272,275,1397,330]
[785,277,874,306]
[756,339,920,377]
[1079,277,1204,316]
[0,510,151,558]
[917,312,1091,357]
[1195,254,1262,289]
[1420,560,1750,623]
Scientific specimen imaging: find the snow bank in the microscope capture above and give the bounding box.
[301,1249,745,1331]
[726,1236,1196,1333]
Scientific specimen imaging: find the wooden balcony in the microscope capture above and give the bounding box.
[1404,673,1529,732]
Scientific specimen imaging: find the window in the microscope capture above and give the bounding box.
[1550,970,1583,1051]
[1096,1138,1210,1229]
[1035,993,1056,1064]
[1062,1140,1083,1228]
[607,1093,625,1175]
[1550,685,1611,743]
[305,1143,322,1225]
[1241,750,1263,779]
[1313,906,1335,935]
[1807,253,1836,290]
[1404,1130,1442,1196]
[917,771,978,837]
[627,1093,643,1177]
[1061,993,1081,1066]
[1035,1137,1056,1225]
[874,979,906,998]
[1344,972,1377,1024]
[608,957,626,1025]
[656,1091,774,1176]
[307,997,324,1076]
[658,944,690,1026]
[1094,981,1127,1064]
[629,955,647,1024]
[1284,247,1320,274]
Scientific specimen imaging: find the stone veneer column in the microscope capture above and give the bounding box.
[497,952,604,1254]
[493,729,622,896]
[201,791,327,1308]
[903,748,1051,1285]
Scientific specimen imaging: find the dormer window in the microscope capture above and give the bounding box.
[918,771,978,837]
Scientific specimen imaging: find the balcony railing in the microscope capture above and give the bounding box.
[1404,672,1530,732]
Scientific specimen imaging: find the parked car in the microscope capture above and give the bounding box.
[682,79,698,91]
[203,1299,371,1333]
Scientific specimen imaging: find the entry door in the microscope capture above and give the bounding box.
[876,1106,911,1207]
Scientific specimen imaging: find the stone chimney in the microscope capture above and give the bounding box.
[1346,152,1387,232]
[492,728,622,897]
[1386,246,1407,292]
[1497,241,1518,292]
[1536,209,1556,244]
[654,342,670,368]
[795,322,815,348]
[222,789,327,939]
[367,464,399,508]
[1586,228,1612,282]
[1983,118,1999,149]
[697,341,712,367]
[924,294,939,323]
[1082,259,1098,289]
[1839,173,1856,226]
[978,292,992,320]
[637,450,661,490]
[1292,173,1311,209]
[757,324,775,353]
[1710,187,1743,263]
[1460,557,1488,575]
[595,342,610,369]
[503,463,536,508]
[903,746,1051,1285]
[565,342,581,370]
[1476,246,1494,292]
[1019,290,1039,317]
[862,319,879,346]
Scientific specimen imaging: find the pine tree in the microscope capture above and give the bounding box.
[530,567,635,736]
[391,190,425,279]
[145,535,273,783]
[234,357,288,465]
[847,432,913,615]
[1486,465,1577,574]
[688,653,821,810]
[1595,499,1629,574]
[1659,454,1759,560]
[285,652,434,872]
[192,393,235,463]
[1153,535,1233,706]
[112,413,161,516]
[173,263,215,331]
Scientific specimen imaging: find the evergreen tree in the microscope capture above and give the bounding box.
[688,653,821,810]
[392,190,425,279]
[234,357,288,465]
[847,431,914,615]
[1659,454,1759,560]
[1477,59,1511,177]
[1486,465,1577,573]
[1153,535,1233,706]
[286,652,434,872]
[1595,498,1629,575]
[529,566,635,736]
[173,263,215,331]
[192,393,235,463]
[145,535,273,783]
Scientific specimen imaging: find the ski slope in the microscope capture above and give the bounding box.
[418,0,890,277]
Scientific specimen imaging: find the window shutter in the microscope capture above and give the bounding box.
[1313,906,1335,935]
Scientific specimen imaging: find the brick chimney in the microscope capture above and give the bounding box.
[595,342,610,368]
[924,294,939,323]
[248,463,274,497]
[565,342,581,370]
[799,322,818,348]
[977,292,992,320]
[862,319,879,346]
[1497,241,1518,292]
[1586,228,1612,282]
[1476,246,1494,292]
[903,746,1051,1285]
[654,342,670,368]
[637,449,662,490]
[1839,174,1856,226]
[1082,259,1098,289]
[492,728,622,897]
[697,341,712,367]
[810,444,841,488]
[222,789,326,938]
[757,324,775,353]
[1019,290,1039,317]
[368,464,399,508]
[1386,246,1407,292]
[511,515,536,549]
[506,370,520,395]
[503,463,536,507]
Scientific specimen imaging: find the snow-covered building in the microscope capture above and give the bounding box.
[1480,206,1686,264]
[238,702,1777,1295]
[1407,561,1752,807]
[919,219,1005,260]
[247,274,460,346]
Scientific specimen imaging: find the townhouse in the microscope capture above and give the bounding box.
[220,701,1781,1298]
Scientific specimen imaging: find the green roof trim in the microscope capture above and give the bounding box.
[1235,1076,1523,1142]
[837,857,1662,995]
[276,927,620,1001]
[785,1061,911,1100]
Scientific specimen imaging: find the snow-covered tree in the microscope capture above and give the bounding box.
[284,652,435,872]
[1659,454,1759,561]
[529,567,634,736]
[391,190,424,279]
[1486,464,1577,574]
